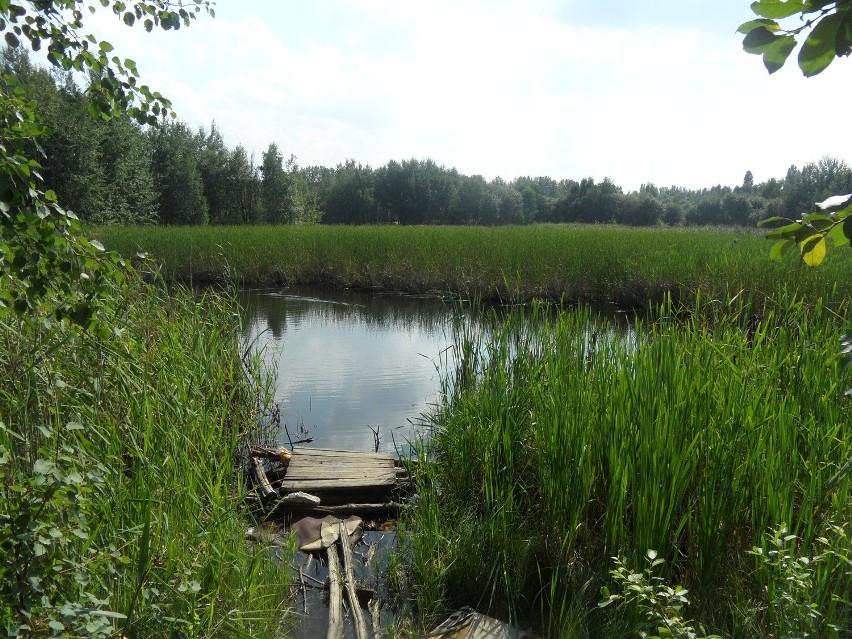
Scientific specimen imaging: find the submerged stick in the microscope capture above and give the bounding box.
[369,597,382,639]
[339,522,371,639]
[326,544,343,639]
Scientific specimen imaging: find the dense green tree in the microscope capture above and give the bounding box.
[150,122,207,225]
[373,159,458,224]
[488,177,523,225]
[720,192,752,226]
[260,142,293,224]
[451,174,494,224]
[227,145,261,224]
[661,200,685,226]
[96,115,157,224]
[319,160,378,224]
[619,192,663,226]
[568,177,623,224]
[196,122,237,224]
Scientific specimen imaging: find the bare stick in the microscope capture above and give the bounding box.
[326,544,343,639]
[299,566,307,613]
[339,522,371,639]
[369,597,383,639]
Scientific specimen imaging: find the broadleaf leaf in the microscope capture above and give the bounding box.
[799,12,843,76]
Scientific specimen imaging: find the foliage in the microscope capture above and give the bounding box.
[93,224,852,310]
[0,422,128,638]
[0,1,212,326]
[747,525,848,639]
[0,273,289,637]
[401,297,852,637]
[600,551,720,639]
[738,0,852,76]
[260,142,294,224]
[759,193,852,267]
[0,70,125,331]
[149,121,207,224]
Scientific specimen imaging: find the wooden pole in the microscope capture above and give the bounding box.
[339,522,371,639]
[326,543,343,639]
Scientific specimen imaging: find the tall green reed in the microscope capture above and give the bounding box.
[0,270,288,637]
[93,224,852,311]
[404,294,851,637]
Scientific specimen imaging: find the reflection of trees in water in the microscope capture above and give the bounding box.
[239,286,462,341]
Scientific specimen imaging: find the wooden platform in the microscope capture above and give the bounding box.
[256,446,404,509]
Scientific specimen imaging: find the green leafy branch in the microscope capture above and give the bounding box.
[738,0,852,75]
[0,1,213,331]
[599,551,722,639]
[0,1,215,124]
[758,194,852,267]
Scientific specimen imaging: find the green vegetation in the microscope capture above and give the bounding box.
[738,0,852,76]
[402,297,851,638]
[1,3,291,637]
[0,269,288,637]
[6,46,852,230]
[95,224,852,308]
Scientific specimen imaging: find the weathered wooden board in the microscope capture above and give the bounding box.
[289,448,392,460]
[275,447,396,493]
[259,446,399,509]
[276,477,396,492]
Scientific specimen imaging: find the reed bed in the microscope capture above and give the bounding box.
[94,224,851,310]
[402,295,852,638]
[0,272,289,637]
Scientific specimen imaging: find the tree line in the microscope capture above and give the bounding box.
[7,47,852,229]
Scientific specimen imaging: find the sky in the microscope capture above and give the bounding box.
[83,0,852,192]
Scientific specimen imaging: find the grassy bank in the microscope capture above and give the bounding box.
[94,224,851,309]
[0,270,289,637]
[402,296,852,638]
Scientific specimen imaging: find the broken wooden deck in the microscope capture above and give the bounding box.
[250,446,409,515]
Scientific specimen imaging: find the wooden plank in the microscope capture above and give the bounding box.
[288,456,396,468]
[285,460,395,470]
[292,447,393,460]
[278,477,396,491]
[282,466,396,479]
[285,461,393,472]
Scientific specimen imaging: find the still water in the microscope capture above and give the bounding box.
[239,286,463,456]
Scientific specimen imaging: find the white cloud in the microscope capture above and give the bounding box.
[78,1,852,190]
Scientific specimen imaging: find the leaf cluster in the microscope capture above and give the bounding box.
[0,72,128,332]
[0,0,214,124]
[599,551,722,639]
[758,193,852,266]
[0,1,212,330]
[0,421,132,637]
[748,525,851,639]
[738,0,852,75]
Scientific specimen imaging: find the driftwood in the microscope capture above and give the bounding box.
[326,543,343,639]
[250,457,276,499]
[369,598,382,639]
[339,522,370,639]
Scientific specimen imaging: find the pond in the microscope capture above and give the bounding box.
[239,286,471,636]
[239,286,465,457]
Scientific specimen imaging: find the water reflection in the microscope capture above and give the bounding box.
[240,286,461,456]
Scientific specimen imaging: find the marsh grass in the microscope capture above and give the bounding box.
[0,271,289,637]
[402,295,852,638]
[94,224,852,309]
